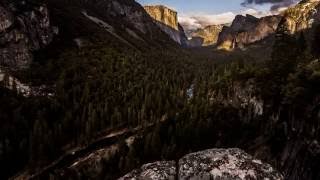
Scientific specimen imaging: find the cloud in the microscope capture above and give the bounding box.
[179,8,272,30]
[242,0,299,11]
[242,0,287,5]
[179,0,300,31]
[178,12,235,30]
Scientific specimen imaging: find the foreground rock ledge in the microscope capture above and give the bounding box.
[119,148,283,180]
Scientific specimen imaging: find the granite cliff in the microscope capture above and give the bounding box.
[278,0,320,35]
[275,0,320,54]
[0,0,177,70]
[144,5,188,46]
[46,0,176,48]
[217,14,282,50]
[144,5,178,30]
[0,0,56,70]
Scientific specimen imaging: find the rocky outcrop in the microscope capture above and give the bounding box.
[278,0,320,35]
[0,0,56,70]
[0,68,53,96]
[0,0,179,70]
[190,25,224,46]
[121,148,283,180]
[44,0,176,49]
[119,161,176,180]
[144,5,188,46]
[217,14,281,50]
[275,0,320,54]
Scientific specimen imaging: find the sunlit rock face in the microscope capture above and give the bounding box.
[0,0,56,70]
[120,149,283,180]
[278,0,320,35]
[189,25,224,46]
[144,5,178,30]
[144,5,188,46]
[275,0,320,55]
[217,14,281,50]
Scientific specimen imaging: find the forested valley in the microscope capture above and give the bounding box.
[1,0,320,179]
[1,27,320,179]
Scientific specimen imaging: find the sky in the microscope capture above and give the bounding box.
[136,0,299,30]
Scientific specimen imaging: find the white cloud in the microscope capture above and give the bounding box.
[179,8,279,31]
[179,12,235,30]
[241,0,300,11]
[241,8,274,17]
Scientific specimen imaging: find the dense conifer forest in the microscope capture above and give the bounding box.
[2,0,320,179]
[1,26,320,179]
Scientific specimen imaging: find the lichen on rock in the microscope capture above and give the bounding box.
[120,148,283,180]
[179,148,283,180]
[119,161,176,180]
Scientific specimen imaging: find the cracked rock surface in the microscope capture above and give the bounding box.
[120,148,283,180]
[119,161,176,180]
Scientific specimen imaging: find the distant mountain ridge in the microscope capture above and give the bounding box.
[188,25,225,47]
